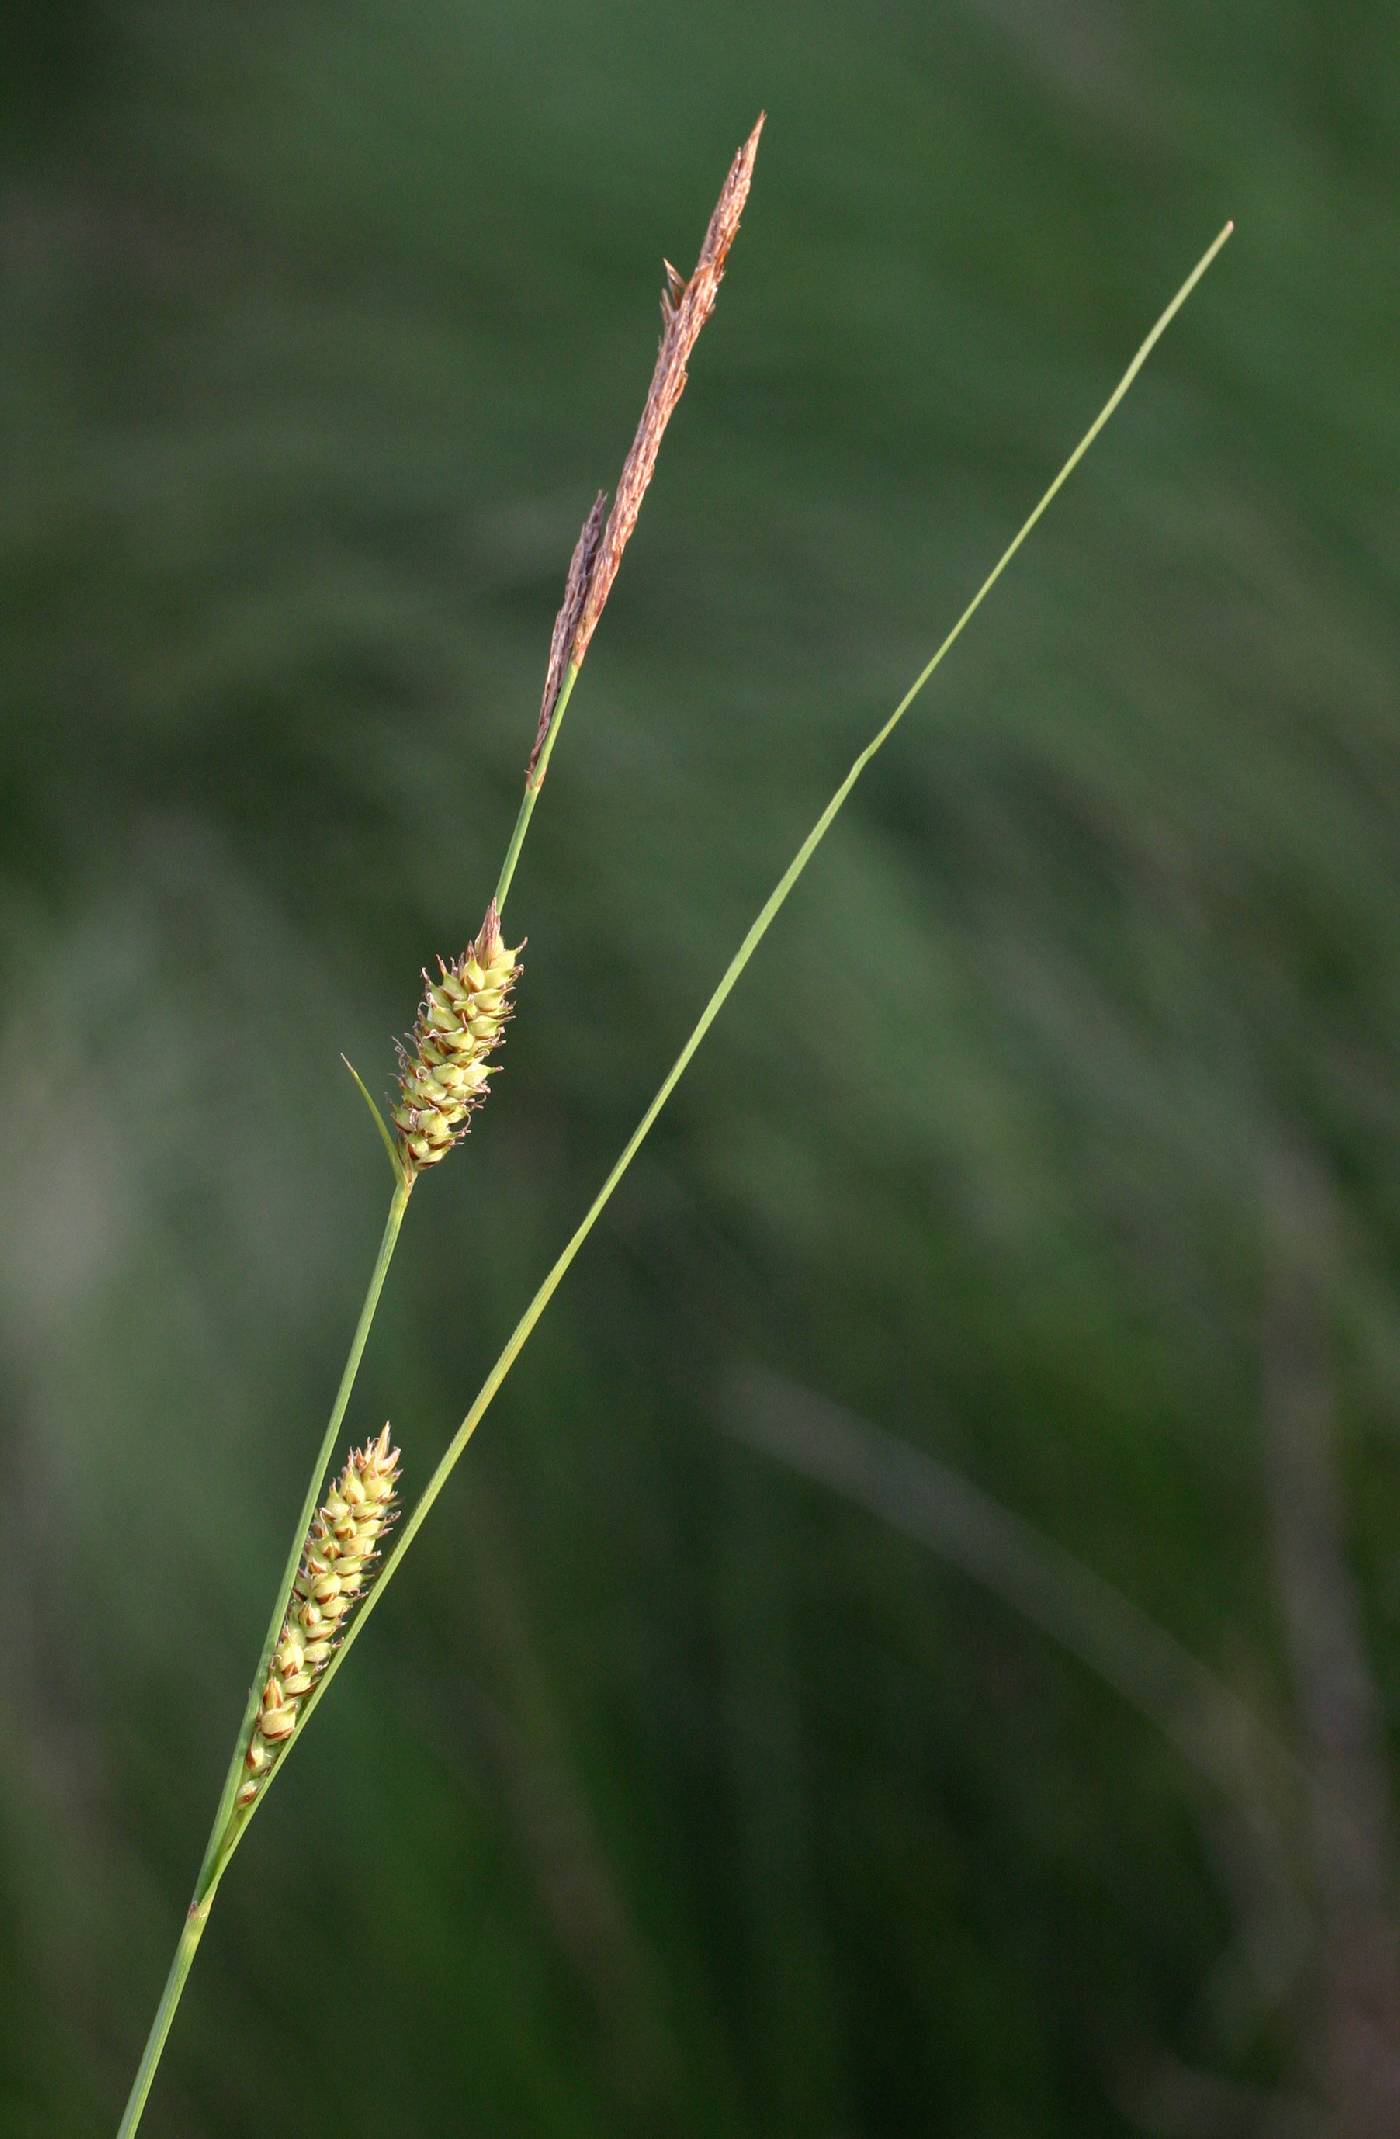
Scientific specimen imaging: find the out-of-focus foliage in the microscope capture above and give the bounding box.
[3,3,1399,2134]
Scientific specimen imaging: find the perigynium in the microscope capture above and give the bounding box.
[113,111,1231,2136]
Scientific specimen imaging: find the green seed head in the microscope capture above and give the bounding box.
[392,902,522,1177]
[236,1426,401,1808]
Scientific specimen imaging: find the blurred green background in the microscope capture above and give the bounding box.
[4,3,1399,2133]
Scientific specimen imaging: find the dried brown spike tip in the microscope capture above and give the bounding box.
[569,112,765,670]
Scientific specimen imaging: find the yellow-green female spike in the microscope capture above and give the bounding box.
[236,1426,401,1807]
[392,901,523,1178]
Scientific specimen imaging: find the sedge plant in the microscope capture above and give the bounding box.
[113,114,1231,2135]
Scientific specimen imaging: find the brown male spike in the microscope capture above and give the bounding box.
[572,112,764,666]
[530,115,765,764]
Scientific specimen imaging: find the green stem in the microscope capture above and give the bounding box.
[115,1905,211,2139]
[114,1177,411,2137]
[494,662,580,915]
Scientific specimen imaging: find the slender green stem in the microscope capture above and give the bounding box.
[114,1178,411,2137]
[115,1907,211,2139]
[494,663,580,915]
[292,220,1236,1731]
